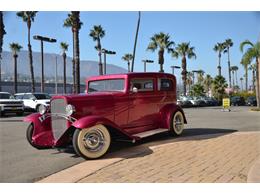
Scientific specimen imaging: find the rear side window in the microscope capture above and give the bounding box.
[130,79,154,92]
[158,78,173,91]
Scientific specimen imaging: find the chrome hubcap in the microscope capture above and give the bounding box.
[174,114,183,133]
[83,129,105,152]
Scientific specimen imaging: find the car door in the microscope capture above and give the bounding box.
[126,78,159,134]
[23,94,36,110]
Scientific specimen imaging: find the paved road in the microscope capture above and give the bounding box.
[0,106,259,182]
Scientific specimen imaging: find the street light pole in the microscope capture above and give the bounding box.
[55,56,58,94]
[142,59,154,72]
[170,65,180,75]
[33,35,56,93]
[102,49,116,75]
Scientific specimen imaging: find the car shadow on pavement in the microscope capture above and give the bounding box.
[53,128,237,160]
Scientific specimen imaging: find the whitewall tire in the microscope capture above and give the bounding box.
[170,111,184,136]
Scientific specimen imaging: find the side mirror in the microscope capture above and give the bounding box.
[132,87,138,93]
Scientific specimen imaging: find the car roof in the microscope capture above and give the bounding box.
[86,72,175,81]
[0,92,11,94]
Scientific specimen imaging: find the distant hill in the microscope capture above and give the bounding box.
[1,50,127,82]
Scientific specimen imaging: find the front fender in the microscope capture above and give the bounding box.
[159,104,187,129]
[72,115,134,139]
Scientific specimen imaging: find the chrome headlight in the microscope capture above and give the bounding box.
[65,104,75,116]
[38,104,47,115]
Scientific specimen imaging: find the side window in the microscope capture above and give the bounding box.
[158,78,173,91]
[24,94,34,99]
[15,95,23,99]
[130,79,154,92]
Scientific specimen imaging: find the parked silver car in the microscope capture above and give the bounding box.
[0,92,24,117]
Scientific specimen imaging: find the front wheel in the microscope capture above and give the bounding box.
[169,111,185,136]
[73,124,111,159]
[26,123,49,149]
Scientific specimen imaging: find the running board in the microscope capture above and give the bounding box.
[133,128,169,139]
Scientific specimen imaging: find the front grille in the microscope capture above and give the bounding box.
[0,101,23,104]
[51,98,68,141]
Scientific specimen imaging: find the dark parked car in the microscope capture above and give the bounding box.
[231,96,245,106]
[245,96,257,106]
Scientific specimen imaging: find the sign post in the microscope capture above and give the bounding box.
[222,98,231,112]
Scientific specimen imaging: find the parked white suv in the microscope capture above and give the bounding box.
[0,92,24,117]
[14,93,51,112]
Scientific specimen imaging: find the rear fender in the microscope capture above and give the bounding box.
[72,115,134,139]
[159,104,187,129]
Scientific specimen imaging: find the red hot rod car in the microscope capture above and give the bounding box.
[24,72,187,159]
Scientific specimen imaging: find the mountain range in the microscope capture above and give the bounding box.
[1,50,127,82]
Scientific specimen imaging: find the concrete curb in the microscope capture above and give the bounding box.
[247,157,260,183]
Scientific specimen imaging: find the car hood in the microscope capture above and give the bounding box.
[35,99,50,104]
[0,99,23,103]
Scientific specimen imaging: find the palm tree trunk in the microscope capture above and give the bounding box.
[235,70,238,86]
[227,49,231,88]
[63,52,67,94]
[127,61,130,72]
[158,49,164,73]
[256,57,260,108]
[27,22,35,92]
[232,71,235,88]
[14,54,18,93]
[97,39,103,75]
[74,28,80,94]
[245,66,248,91]
[252,69,256,91]
[131,11,141,72]
[181,57,187,96]
[218,53,221,76]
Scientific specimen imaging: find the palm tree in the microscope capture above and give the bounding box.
[17,11,37,92]
[249,63,256,91]
[230,66,236,88]
[213,42,225,76]
[231,65,239,87]
[212,75,228,102]
[172,42,196,96]
[89,25,105,75]
[223,39,233,88]
[197,69,205,84]
[131,11,141,72]
[147,32,174,73]
[9,43,22,93]
[240,53,251,91]
[240,77,244,91]
[0,11,6,91]
[64,11,83,94]
[186,71,193,94]
[122,54,133,72]
[240,40,260,108]
[60,42,69,94]
[204,74,213,97]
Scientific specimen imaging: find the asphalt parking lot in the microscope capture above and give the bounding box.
[0,106,259,182]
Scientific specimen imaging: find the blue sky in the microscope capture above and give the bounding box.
[2,11,260,84]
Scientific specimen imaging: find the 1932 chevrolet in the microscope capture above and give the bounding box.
[24,72,187,159]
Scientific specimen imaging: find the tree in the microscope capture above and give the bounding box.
[60,42,69,94]
[186,71,193,94]
[122,54,133,72]
[231,65,239,87]
[240,53,251,91]
[190,83,205,97]
[249,63,256,91]
[223,39,233,88]
[213,42,225,76]
[240,40,260,108]
[197,69,205,84]
[9,43,22,93]
[64,11,83,94]
[0,11,6,91]
[147,32,174,73]
[203,74,213,96]
[172,42,196,96]
[89,25,105,75]
[212,75,228,102]
[17,11,37,92]
[131,11,141,72]
[240,77,244,91]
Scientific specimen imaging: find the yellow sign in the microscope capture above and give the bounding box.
[222,98,230,110]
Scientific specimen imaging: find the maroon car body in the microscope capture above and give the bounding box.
[24,72,187,159]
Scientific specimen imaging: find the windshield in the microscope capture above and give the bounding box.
[0,93,11,99]
[34,94,51,100]
[88,79,125,93]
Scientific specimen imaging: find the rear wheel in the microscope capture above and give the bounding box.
[169,111,184,136]
[73,124,111,159]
